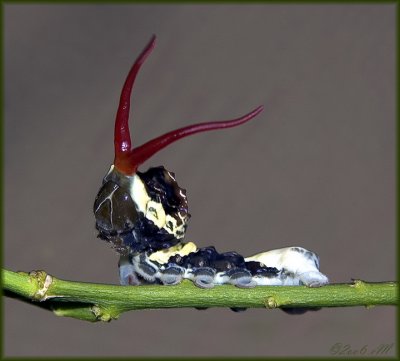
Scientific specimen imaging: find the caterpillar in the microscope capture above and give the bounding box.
[93,35,329,299]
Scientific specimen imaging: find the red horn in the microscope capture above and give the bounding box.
[114,35,156,167]
[113,36,264,175]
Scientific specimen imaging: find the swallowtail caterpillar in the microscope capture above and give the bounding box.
[94,35,329,297]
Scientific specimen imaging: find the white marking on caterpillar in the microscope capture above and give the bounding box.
[246,247,329,287]
[149,242,197,264]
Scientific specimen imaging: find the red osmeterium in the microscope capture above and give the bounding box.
[127,106,264,172]
[114,35,156,164]
[113,36,264,175]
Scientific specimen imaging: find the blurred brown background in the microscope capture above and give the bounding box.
[4,4,395,357]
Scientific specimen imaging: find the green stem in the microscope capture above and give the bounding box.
[2,268,397,322]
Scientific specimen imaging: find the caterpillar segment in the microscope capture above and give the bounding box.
[118,244,328,289]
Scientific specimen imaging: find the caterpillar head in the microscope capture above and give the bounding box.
[93,35,264,255]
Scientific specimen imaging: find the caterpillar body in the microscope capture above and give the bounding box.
[93,36,328,302]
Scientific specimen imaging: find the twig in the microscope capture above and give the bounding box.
[2,268,397,322]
